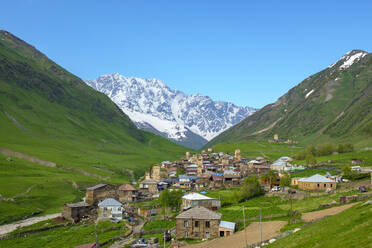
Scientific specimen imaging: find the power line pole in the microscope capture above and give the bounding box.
[260,208,262,245]
[243,206,247,248]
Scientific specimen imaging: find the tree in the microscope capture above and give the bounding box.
[307,145,317,156]
[159,189,170,219]
[241,175,262,201]
[168,189,183,211]
[305,153,317,166]
[280,172,291,187]
[261,170,277,187]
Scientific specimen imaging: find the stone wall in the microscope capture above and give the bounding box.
[176,219,219,239]
[298,181,336,191]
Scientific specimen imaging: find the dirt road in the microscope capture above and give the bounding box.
[0,213,61,236]
[184,221,286,248]
[301,203,357,222]
[109,217,145,248]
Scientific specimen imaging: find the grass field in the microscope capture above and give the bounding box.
[204,186,369,231]
[0,154,99,225]
[266,202,372,248]
[211,142,301,161]
[0,220,128,248]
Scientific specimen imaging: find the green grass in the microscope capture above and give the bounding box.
[266,203,372,248]
[143,219,175,231]
[290,168,338,178]
[211,142,301,160]
[0,154,98,225]
[0,220,129,248]
[205,186,368,231]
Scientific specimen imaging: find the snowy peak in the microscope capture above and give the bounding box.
[329,50,368,70]
[86,73,256,149]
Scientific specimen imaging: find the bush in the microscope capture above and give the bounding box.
[316,143,335,156]
[338,143,354,153]
[305,153,317,166]
[241,175,262,201]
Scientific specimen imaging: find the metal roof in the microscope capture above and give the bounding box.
[219,220,236,230]
[66,202,90,208]
[176,206,222,220]
[182,193,213,201]
[298,174,335,183]
[86,184,107,191]
[98,198,122,207]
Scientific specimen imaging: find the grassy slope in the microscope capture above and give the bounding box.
[207,51,372,148]
[0,154,98,225]
[266,203,372,248]
[0,30,187,223]
[211,141,301,161]
[0,220,128,248]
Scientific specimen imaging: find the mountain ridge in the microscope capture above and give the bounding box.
[0,30,187,179]
[207,49,372,147]
[86,73,256,149]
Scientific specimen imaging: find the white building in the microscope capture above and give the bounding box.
[98,198,123,220]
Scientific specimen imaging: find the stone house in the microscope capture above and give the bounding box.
[181,193,221,211]
[117,184,138,202]
[62,202,90,222]
[212,175,223,188]
[85,184,117,205]
[297,174,337,191]
[176,206,221,240]
[98,198,123,220]
[139,178,159,195]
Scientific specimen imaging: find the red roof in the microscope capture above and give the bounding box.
[118,184,137,191]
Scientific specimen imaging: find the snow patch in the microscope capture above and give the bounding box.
[305,89,314,99]
[339,52,367,69]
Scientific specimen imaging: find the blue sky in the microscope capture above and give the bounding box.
[1,0,372,108]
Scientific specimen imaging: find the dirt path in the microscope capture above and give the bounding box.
[301,203,357,222]
[109,217,145,248]
[184,221,286,248]
[0,213,61,236]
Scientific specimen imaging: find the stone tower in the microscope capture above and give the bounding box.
[274,134,279,141]
[235,149,241,162]
[186,151,190,160]
[152,165,161,181]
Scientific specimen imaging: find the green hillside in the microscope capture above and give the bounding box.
[207,50,372,148]
[266,202,372,248]
[0,30,187,222]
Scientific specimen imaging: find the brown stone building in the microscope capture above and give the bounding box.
[62,202,90,222]
[117,184,138,202]
[297,174,337,191]
[85,184,117,205]
[176,207,221,239]
[139,178,159,195]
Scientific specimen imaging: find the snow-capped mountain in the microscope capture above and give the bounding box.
[86,73,256,149]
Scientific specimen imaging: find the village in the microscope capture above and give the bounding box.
[56,144,372,248]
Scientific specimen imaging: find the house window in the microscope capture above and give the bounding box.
[195,232,199,237]
[184,220,189,227]
[184,231,188,238]
[317,184,319,187]
[104,207,107,210]
[205,221,210,228]
[330,184,333,187]
[324,184,326,187]
[195,221,199,227]
[117,207,121,211]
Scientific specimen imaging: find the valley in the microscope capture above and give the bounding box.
[0,27,372,248]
